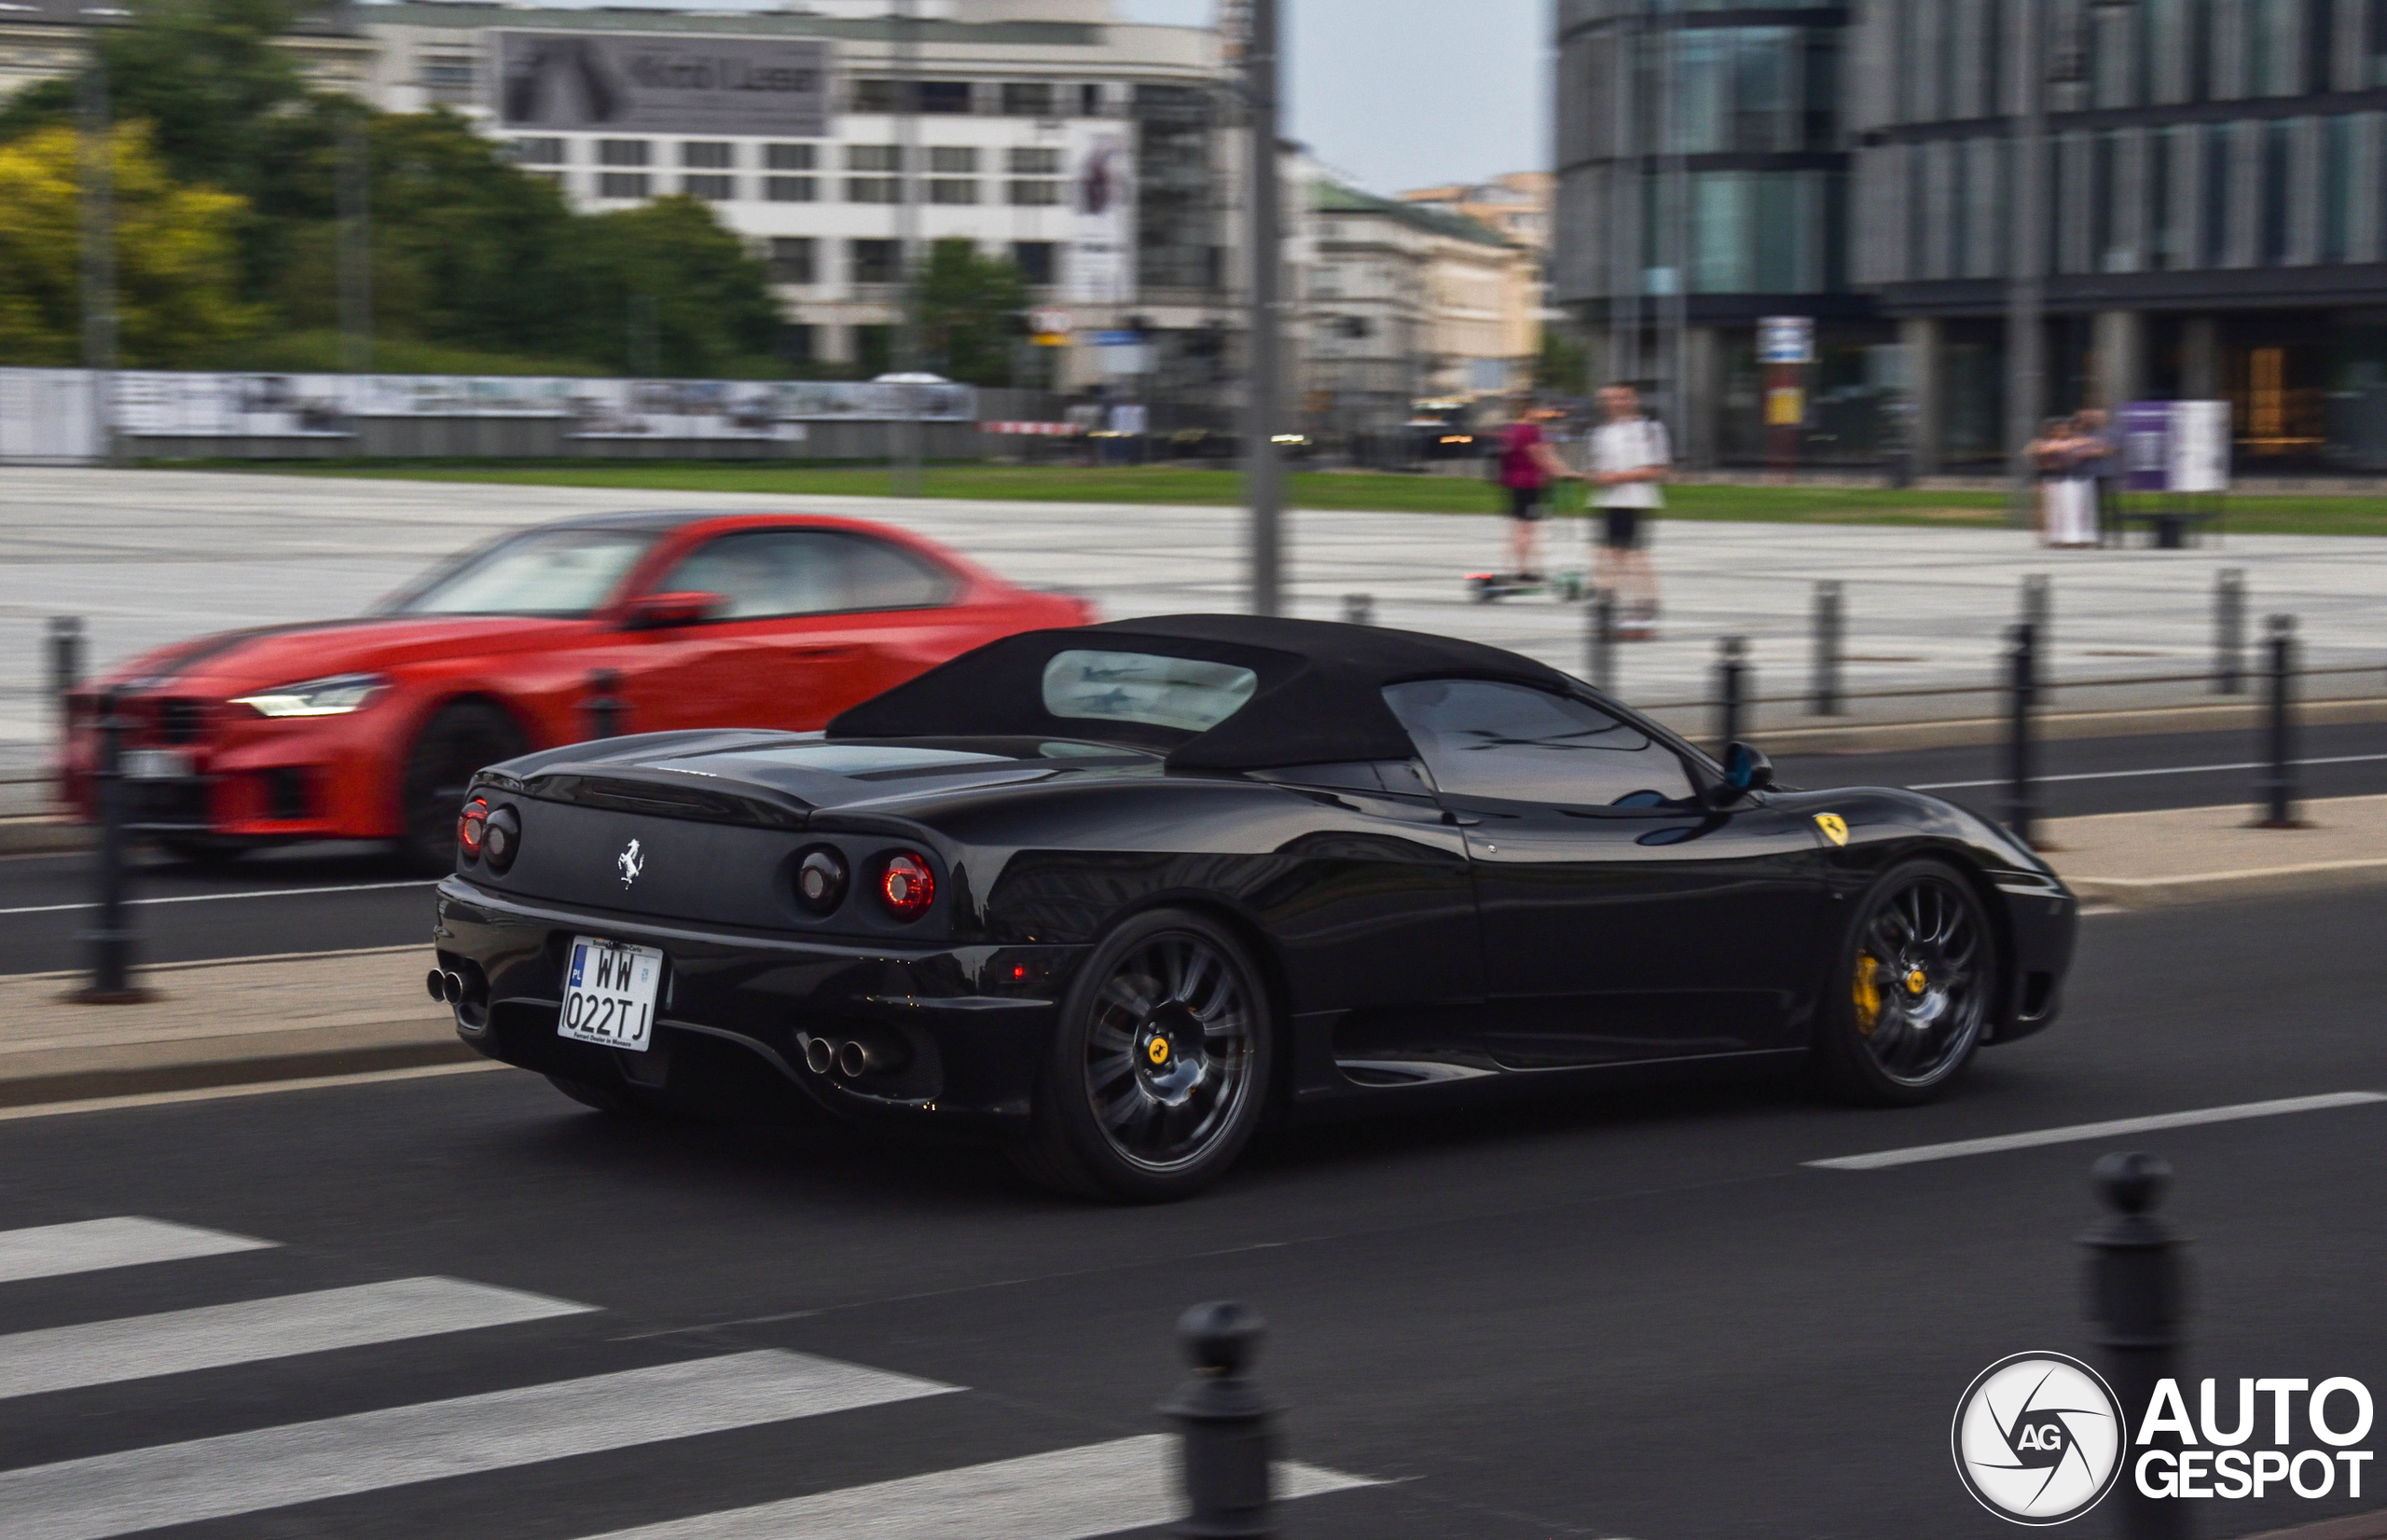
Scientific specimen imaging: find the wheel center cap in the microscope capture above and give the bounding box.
[1146,1035,1172,1066]
[1905,968,1928,996]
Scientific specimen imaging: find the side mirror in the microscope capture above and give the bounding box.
[623,590,725,630]
[1718,741,1775,801]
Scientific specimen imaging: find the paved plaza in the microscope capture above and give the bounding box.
[4,468,2384,789]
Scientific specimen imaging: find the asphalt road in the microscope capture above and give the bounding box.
[0,890,2379,1539]
[7,721,2387,976]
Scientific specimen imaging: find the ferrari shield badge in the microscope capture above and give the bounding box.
[1813,813,1849,847]
[617,839,644,887]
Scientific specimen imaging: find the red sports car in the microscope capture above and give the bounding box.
[61,511,1094,866]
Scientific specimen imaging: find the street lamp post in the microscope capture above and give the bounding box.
[77,47,118,468]
[890,0,925,497]
[1244,0,1285,615]
[2007,0,2048,527]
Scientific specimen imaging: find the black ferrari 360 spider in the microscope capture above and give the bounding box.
[432,616,2077,1200]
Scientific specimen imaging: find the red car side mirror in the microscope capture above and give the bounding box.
[623,591,726,630]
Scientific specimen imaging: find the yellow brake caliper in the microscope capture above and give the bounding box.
[1853,953,1884,1037]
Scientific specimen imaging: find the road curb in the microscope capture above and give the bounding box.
[2065,857,2387,909]
[0,816,89,856]
[0,1034,485,1110]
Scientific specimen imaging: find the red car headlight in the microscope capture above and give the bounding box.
[876,852,934,920]
[458,796,490,859]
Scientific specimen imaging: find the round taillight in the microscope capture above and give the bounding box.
[877,853,934,920]
[457,796,490,859]
[793,846,849,916]
[482,804,521,873]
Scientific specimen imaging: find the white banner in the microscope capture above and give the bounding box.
[0,369,102,461]
[1066,128,1137,307]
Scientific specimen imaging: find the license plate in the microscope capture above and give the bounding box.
[121,749,194,781]
[559,937,663,1053]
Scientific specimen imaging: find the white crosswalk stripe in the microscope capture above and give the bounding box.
[0,1217,271,1284]
[0,1350,959,1540]
[0,1276,593,1401]
[576,1434,1382,1540]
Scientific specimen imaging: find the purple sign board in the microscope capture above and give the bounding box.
[2120,401,2173,492]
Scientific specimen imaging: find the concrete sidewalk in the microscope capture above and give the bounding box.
[1,795,2380,1110]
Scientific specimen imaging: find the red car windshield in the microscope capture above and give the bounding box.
[387,529,657,618]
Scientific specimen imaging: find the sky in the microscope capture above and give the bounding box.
[1117,0,1552,195]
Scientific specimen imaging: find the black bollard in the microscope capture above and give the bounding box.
[1714,636,1748,759]
[1341,593,1374,626]
[2081,1152,2187,1540]
[76,690,145,1003]
[1811,581,1843,717]
[2004,622,2039,848]
[2021,571,2052,643]
[2253,614,2299,828]
[1587,588,1617,695]
[2212,570,2244,694]
[48,616,84,740]
[584,669,626,742]
[1160,1301,1276,1538]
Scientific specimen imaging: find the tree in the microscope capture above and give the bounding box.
[916,238,1027,386]
[563,197,785,377]
[1535,326,1590,397]
[0,122,260,365]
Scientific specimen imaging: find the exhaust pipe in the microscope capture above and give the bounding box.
[440,970,465,1004]
[802,1035,835,1076]
[836,1038,905,1078]
[426,969,448,1002]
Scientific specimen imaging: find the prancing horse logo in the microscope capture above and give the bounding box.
[616,839,644,887]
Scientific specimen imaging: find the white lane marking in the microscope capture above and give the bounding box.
[575,1434,1380,1540]
[1909,751,2387,791]
[0,1277,592,1401]
[0,1061,509,1124]
[0,1217,273,1286]
[1806,1091,2387,1170]
[0,879,435,917]
[0,1350,957,1540]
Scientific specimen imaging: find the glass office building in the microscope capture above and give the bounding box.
[1558,0,2387,469]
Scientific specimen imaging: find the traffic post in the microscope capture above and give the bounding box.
[1811,581,1843,716]
[2212,569,2245,694]
[1161,1300,1276,1538]
[1341,593,1374,626]
[2254,614,2301,828]
[2004,622,2039,848]
[1715,636,1749,756]
[1587,589,1617,694]
[2021,571,2051,643]
[48,615,84,740]
[74,688,147,1004]
[2080,1152,2187,1540]
[584,669,626,742]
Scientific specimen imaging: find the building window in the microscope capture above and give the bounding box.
[1002,81,1056,117]
[930,146,979,174]
[847,144,904,172]
[852,78,899,113]
[1008,179,1064,206]
[919,80,973,114]
[1080,83,1105,117]
[848,177,904,203]
[766,175,820,202]
[769,237,817,285]
[681,142,734,170]
[1007,145,1063,175]
[598,172,650,199]
[421,54,474,103]
[509,137,566,166]
[682,173,735,201]
[765,143,817,171]
[1012,241,1057,285]
[851,239,903,285]
[929,179,979,204]
[598,140,651,168]
[780,323,816,366]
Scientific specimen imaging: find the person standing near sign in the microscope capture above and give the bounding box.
[1497,403,1585,581]
[1590,383,1671,639]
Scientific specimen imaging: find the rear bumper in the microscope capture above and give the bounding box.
[434,877,1083,1128]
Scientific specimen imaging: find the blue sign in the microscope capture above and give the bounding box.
[1093,331,1145,347]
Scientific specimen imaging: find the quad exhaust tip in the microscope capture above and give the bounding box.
[799,1033,902,1079]
[803,1036,836,1076]
[426,969,465,1004]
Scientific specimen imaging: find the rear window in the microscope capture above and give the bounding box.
[1042,651,1259,734]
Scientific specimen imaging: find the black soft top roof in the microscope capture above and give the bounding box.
[826,614,1585,770]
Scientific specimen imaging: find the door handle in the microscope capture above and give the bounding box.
[1443,811,1482,827]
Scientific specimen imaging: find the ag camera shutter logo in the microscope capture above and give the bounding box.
[1952,1353,2126,1524]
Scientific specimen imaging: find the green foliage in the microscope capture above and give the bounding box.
[916,238,1026,386]
[0,122,261,365]
[0,0,785,376]
[220,329,608,377]
[1535,326,1589,397]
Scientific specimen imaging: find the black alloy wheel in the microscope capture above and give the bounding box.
[1814,859,1997,1106]
[399,700,528,873]
[1013,908,1273,1202]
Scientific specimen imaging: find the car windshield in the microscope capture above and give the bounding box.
[388,529,656,617]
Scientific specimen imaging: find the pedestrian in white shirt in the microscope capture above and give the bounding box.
[1590,384,1670,640]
